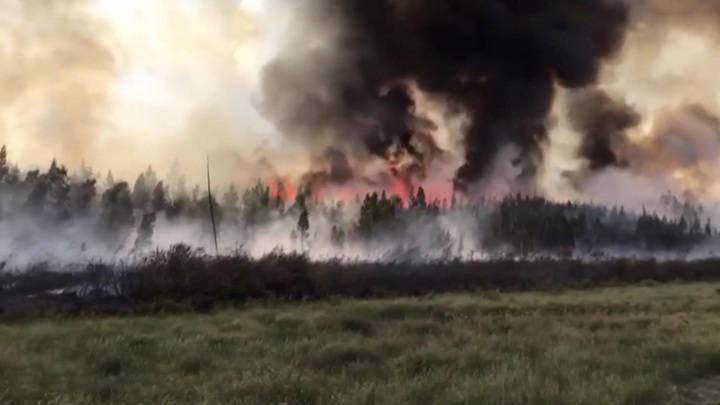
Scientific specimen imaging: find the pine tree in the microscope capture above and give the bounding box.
[104,171,115,190]
[679,216,687,234]
[144,165,158,191]
[706,219,713,236]
[70,178,97,216]
[330,225,346,249]
[5,165,19,186]
[132,173,151,211]
[151,181,167,213]
[101,182,134,231]
[134,212,156,252]
[75,160,93,182]
[223,184,240,210]
[0,145,8,183]
[412,186,427,209]
[242,180,272,226]
[293,191,307,213]
[26,159,71,220]
[297,207,310,249]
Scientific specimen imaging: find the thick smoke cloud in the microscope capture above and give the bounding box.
[0,0,295,187]
[551,0,720,202]
[0,0,115,164]
[631,0,720,35]
[567,89,640,171]
[625,105,720,198]
[565,99,720,200]
[299,147,354,194]
[261,0,631,192]
[6,0,720,206]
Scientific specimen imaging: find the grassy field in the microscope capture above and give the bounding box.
[3,282,720,404]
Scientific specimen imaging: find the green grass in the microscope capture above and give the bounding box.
[3,282,720,404]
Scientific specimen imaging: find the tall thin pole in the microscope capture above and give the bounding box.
[207,156,219,256]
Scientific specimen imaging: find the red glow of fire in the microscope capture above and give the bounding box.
[421,181,454,204]
[270,166,454,207]
[269,177,297,203]
[391,176,412,204]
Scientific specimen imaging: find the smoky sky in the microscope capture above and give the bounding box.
[260,0,631,192]
[567,88,640,171]
[299,147,354,194]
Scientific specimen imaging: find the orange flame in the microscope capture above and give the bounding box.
[269,177,297,203]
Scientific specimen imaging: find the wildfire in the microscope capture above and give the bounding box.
[268,157,456,207]
[269,177,297,203]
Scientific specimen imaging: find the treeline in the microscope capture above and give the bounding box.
[0,146,716,257]
[488,194,713,254]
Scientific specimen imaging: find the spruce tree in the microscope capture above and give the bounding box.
[297,207,310,249]
[151,181,167,213]
[0,145,8,182]
[132,173,151,211]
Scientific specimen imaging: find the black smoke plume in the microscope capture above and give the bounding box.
[261,0,631,192]
[567,88,641,170]
[300,147,354,194]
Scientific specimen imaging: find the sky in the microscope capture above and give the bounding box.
[0,0,293,185]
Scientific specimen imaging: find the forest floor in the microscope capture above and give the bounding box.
[2,281,720,404]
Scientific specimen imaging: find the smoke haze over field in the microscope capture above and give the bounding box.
[3,0,720,203]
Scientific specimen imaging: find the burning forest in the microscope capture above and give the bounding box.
[0,143,718,269]
[3,0,720,268]
[9,3,720,403]
[1,0,720,285]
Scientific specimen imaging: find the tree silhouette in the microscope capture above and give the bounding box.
[100,182,134,232]
[134,212,156,252]
[70,178,97,217]
[151,181,167,213]
[297,207,310,250]
[104,171,115,190]
[0,145,8,183]
[412,186,427,210]
[132,173,151,211]
[223,184,240,210]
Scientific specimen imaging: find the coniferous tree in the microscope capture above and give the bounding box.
[134,212,156,251]
[26,160,71,220]
[297,207,310,249]
[330,225,345,249]
[191,185,200,205]
[293,190,307,214]
[166,180,189,221]
[25,176,48,214]
[46,160,70,207]
[165,173,190,221]
[132,173,151,211]
[100,182,135,232]
[5,165,19,186]
[104,171,115,190]
[412,186,427,210]
[0,145,8,183]
[151,181,167,213]
[242,180,271,226]
[222,184,240,224]
[75,160,93,182]
[144,165,158,192]
[70,178,97,217]
[223,184,240,210]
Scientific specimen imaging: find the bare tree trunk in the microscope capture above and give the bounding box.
[207,156,219,256]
